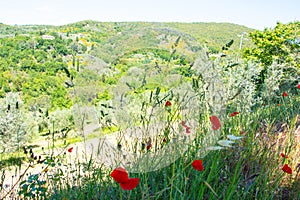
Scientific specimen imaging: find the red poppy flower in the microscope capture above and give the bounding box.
[192,160,204,171]
[277,103,281,107]
[210,115,221,130]
[146,139,152,150]
[280,153,288,158]
[165,101,172,107]
[185,127,191,134]
[229,111,240,117]
[181,121,188,128]
[119,178,139,190]
[297,84,300,89]
[67,147,73,153]
[282,164,292,174]
[110,167,129,183]
[110,167,139,190]
[163,138,167,143]
[146,143,152,150]
[282,92,288,97]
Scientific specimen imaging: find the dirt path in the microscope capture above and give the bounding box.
[0,123,102,199]
[0,123,153,197]
[1,121,194,198]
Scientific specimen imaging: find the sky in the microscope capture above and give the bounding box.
[0,0,299,30]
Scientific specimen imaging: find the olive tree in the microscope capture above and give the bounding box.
[0,93,36,153]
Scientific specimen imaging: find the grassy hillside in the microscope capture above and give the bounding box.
[0,21,253,110]
[1,21,299,200]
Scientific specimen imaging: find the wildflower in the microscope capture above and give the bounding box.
[181,120,187,127]
[165,101,172,107]
[229,111,240,117]
[67,147,73,153]
[163,138,167,143]
[297,84,300,89]
[146,144,152,150]
[282,164,292,174]
[192,160,204,171]
[181,121,191,133]
[280,153,288,158]
[110,167,139,190]
[277,103,280,107]
[210,115,221,130]
[146,138,152,150]
[120,178,139,190]
[110,167,129,183]
[185,127,191,134]
[282,92,288,97]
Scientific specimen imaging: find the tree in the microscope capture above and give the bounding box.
[0,93,36,153]
[46,108,74,138]
[244,22,299,67]
[243,21,300,87]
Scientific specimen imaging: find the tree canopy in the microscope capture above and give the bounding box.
[243,21,299,67]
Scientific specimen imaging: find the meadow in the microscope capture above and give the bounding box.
[0,21,299,199]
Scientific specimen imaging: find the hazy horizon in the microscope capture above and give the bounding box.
[1,20,260,29]
[0,0,299,30]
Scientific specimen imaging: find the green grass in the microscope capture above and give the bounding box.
[1,94,299,199]
[0,20,299,200]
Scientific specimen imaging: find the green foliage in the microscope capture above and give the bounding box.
[46,108,74,138]
[0,29,86,110]
[22,73,72,110]
[97,89,112,101]
[104,76,117,85]
[0,21,253,112]
[1,38,300,199]
[0,93,36,153]
[243,21,300,90]
[244,22,300,67]
[168,22,253,52]
[18,174,47,199]
[171,65,193,77]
